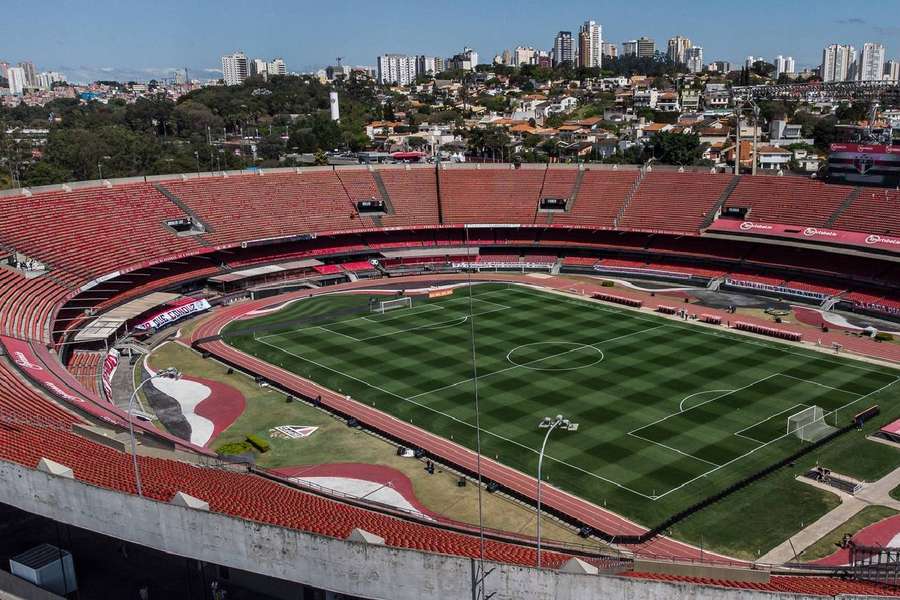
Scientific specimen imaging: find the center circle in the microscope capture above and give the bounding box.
[506,342,604,371]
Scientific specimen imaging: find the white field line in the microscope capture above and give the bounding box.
[406,324,667,401]
[629,373,784,435]
[628,432,722,468]
[679,389,734,412]
[778,373,864,397]
[256,327,669,500]
[733,403,811,444]
[653,377,900,500]
[503,283,897,376]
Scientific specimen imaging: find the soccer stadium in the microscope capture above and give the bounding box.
[4,163,900,598]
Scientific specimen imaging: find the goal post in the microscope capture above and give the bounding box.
[787,406,837,443]
[371,296,413,314]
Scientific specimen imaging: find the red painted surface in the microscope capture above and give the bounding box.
[272,462,439,519]
[190,376,246,444]
[813,514,900,566]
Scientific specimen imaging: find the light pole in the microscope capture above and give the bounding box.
[194,151,200,175]
[536,414,578,568]
[128,367,180,496]
[97,155,111,180]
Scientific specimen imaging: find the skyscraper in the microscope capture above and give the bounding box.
[221,52,249,86]
[821,44,855,82]
[17,61,36,87]
[685,47,704,73]
[376,54,417,85]
[622,40,638,57]
[636,37,656,58]
[268,58,287,76]
[667,36,692,64]
[553,31,574,66]
[886,60,900,82]
[774,55,795,78]
[857,43,886,81]
[578,20,602,68]
[6,67,26,95]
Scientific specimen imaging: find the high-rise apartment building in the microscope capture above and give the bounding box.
[821,44,856,82]
[685,47,704,73]
[886,60,900,82]
[415,56,437,77]
[377,54,417,85]
[553,31,574,65]
[513,46,536,66]
[857,43,886,81]
[17,61,36,87]
[268,58,287,76]
[36,71,65,90]
[6,67,26,95]
[221,52,249,85]
[0,62,9,79]
[625,37,656,59]
[578,20,602,68]
[774,55,795,78]
[667,36,692,64]
[601,43,617,59]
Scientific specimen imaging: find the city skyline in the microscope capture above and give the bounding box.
[2,0,899,83]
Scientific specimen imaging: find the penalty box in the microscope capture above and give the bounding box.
[629,373,862,470]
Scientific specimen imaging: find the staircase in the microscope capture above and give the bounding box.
[821,295,843,311]
[825,187,861,227]
[566,167,585,212]
[707,276,726,291]
[155,184,213,234]
[335,171,382,228]
[550,259,562,275]
[701,175,742,229]
[614,169,646,227]
[534,167,552,225]
[371,170,397,214]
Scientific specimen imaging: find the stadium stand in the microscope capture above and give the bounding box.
[66,350,102,397]
[3,166,900,596]
[553,169,638,228]
[724,177,856,227]
[623,572,900,597]
[833,188,900,235]
[618,172,733,232]
[440,168,544,224]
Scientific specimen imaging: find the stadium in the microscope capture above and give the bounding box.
[2,162,900,599]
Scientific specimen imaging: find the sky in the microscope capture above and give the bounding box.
[2,0,899,83]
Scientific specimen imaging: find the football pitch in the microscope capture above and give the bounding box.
[222,283,900,526]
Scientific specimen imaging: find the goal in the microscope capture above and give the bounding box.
[787,406,836,443]
[371,296,413,314]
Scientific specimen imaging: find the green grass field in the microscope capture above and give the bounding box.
[222,283,900,544]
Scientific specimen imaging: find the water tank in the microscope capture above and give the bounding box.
[330,91,340,121]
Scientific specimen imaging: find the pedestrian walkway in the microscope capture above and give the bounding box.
[761,464,900,564]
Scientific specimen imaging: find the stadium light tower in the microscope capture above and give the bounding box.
[536,414,578,568]
[128,367,180,496]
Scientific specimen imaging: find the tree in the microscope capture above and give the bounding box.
[651,131,705,165]
[257,134,285,161]
[406,136,428,150]
[313,149,329,166]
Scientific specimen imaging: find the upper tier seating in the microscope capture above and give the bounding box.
[0,184,201,278]
[165,172,365,246]
[725,176,855,227]
[619,172,733,232]
[0,267,75,342]
[834,188,900,235]
[0,358,79,426]
[440,169,544,224]
[553,170,639,228]
[377,168,440,227]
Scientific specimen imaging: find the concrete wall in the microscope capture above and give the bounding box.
[0,460,868,600]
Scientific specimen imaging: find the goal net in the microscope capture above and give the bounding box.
[787,406,836,443]
[371,296,413,314]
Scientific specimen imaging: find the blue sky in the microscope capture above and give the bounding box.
[2,0,898,82]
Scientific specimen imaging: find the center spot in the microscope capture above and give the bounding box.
[506,342,604,371]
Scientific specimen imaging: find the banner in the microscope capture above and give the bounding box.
[134,298,211,331]
[706,219,900,255]
[102,348,119,402]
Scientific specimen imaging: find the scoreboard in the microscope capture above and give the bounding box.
[827,143,900,187]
